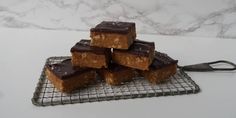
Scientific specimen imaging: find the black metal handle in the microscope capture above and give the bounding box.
[207,60,236,71]
[179,60,236,72]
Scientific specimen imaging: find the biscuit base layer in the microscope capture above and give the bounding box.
[90,31,136,49]
[71,52,109,69]
[112,51,154,70]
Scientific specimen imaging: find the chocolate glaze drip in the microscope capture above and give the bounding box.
[114,39,155,57]
[46,59,90,80]
[150,51,178,69]
[90,21,135,34]
[70,39,109,54]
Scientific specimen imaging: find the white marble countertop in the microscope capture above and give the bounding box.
[0,28,235,118]
[0,0,236,38]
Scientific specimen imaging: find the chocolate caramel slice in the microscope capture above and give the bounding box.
[98,63,135,85]
[71,39,111,69]
[112,39,155,70]
[90,21,136,49]
[45,59,96,92]
[140,51,178,84]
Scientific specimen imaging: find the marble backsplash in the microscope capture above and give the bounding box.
[0,0,236,38]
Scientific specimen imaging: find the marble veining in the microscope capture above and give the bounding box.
[0,0,236,38]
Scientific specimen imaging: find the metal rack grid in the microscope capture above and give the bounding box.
[32,56,200,106]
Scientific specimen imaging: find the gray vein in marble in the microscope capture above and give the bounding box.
[0,0,236,38]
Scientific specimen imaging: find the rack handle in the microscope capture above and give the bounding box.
[178,60,236,72]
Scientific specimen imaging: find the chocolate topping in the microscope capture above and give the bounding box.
[70,39,109,54]
[46,59,91,80]
[107,62,132,72]
[150,51,178,69]
[134,39,155,47]
[114,39,155,57]
[90,21,135,34]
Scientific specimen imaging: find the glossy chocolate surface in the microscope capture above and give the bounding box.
[90,21,135,34]
[70,39,109,54]
[46,59,91,80]
[150,51,178,69]
[114,39,155,57]
[107,62,132,72]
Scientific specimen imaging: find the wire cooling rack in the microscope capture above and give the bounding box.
[32,56,200,106]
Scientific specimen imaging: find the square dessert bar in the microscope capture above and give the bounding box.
[112,40,155,70]
[140,51,178,84]
[90,21,136,49]
[71,39,111,69]
[98,63,135,85]
[45,59,96,93]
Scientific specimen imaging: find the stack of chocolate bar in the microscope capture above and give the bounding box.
[45,21,178,93]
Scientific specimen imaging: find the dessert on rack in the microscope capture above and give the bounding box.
[139,51,178,84]
[45,59,96,92]
[90,21,136,49]
[98,62,136,85]
[45,21,178,93]
[71,39,111,69]
[112,40,155,70]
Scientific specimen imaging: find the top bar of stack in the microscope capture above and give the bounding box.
[90,21,136,49]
